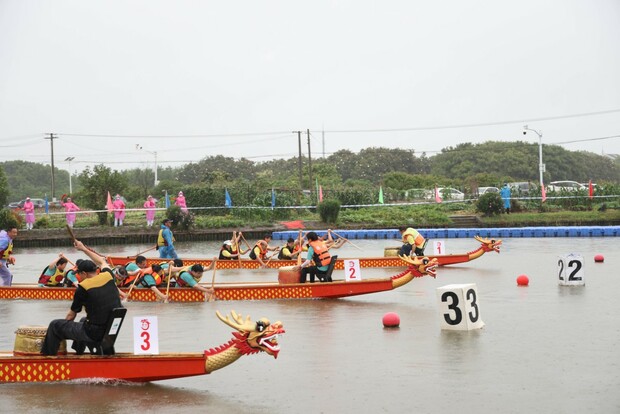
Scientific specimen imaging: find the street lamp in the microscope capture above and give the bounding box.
[523,125,545,188]
[64,156,75,194]
[136,144,159,187]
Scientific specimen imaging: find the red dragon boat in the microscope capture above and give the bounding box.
[105,236,501,270]
[0,310,284,383]
[0,256,438,302]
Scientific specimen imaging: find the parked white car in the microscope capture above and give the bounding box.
[427,187,465,201]
[477,186,499,196]
[547,181,586,192]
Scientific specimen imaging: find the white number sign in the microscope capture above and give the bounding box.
[133,316,159,355]
[433,240,447,255]
[558,254,585,286]
[344,259,362,282]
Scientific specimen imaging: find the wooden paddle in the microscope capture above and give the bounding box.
[164,262,173,302]
[330,230,363,251]
[66,224,77,243]
[296,230,303,266]
[123,273,141,303]
[233,231,243,268]
[207,258,217,302]
[136,245,157,256]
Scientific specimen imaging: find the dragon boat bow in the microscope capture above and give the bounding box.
[0,311,284,383]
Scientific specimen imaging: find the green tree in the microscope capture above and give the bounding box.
[0,166,9,207]
[78,165,128,224]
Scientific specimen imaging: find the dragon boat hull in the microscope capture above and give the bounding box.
[0,353,208,383]
[0,265,430,302]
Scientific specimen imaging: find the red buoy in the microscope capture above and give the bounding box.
[594,254,604,263]
[516,275,529,286]
[382,312,400,328]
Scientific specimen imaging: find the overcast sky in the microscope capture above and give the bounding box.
[1,0,619,175]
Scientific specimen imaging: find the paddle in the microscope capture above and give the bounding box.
[330,230,363,251]
[136,245,157,256]
[207,257,217,302]
[264,250,279,267]
[123,273,141,303]
[297,230,303,266]
[233,231,242,268]
[164,262,173,303]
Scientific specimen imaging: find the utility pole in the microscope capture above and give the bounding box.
[45,133,57,200]
[307,129,313,198]
[294,131,303,190]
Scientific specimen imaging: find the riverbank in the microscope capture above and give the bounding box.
[13,210,620,248]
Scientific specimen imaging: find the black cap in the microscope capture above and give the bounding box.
[77,260,98,273]
[163,218,173,224]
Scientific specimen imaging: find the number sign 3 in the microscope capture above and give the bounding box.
[133,316,160,355]
[436,284,485,331]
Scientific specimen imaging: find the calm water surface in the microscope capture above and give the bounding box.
[2,238,619,413]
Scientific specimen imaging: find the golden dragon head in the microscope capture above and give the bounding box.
[474,235,502,253]
[215,310,285,359]
[397,255,439,278]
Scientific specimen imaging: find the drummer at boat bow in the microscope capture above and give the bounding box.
[41,240,123,356]
[398,226,426,256]
[294,231,332,283]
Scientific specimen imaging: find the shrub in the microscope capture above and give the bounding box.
[35,215,51,229]
[317,200,341,224]
[0,208,20,230]
[476,193,503,216]
[166,205,194,230]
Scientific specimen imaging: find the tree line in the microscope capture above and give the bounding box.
[2,141,619,209]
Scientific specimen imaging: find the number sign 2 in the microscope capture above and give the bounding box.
[133,316,160,355]
[344,259,362,282]
[436,284,485,331]
[558,254,585,286]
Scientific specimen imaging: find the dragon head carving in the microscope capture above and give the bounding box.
[215,310,285,359]
[398,255,439,278]
[474,235,502,253]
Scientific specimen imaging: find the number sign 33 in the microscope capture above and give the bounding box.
[558,254,585,286]
[436,284,485,331]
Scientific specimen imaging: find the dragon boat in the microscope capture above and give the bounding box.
[0,256,438,302]
[104,236,501,270]
[0,310,284,383]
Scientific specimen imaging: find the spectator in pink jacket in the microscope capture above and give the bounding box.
[113,194,126,227]
[144,195,156,227]
[62,197,80,228]
[23,197,35,230]
[175,191,188,213]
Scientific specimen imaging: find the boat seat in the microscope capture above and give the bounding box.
[321,255,338,282]
[79,307,127,356]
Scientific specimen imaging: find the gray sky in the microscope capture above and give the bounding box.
[1,0,619,174]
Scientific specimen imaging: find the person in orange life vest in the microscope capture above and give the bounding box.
[64,259,85,287]
[398,226,426,256]
[23,197,35,230]
[120,255,148,287]
[278,238,302,260]
[134,264,169,302]
[294,231,333,283]
[249,234,279,268]
[167,262,215,298]
[38,254,70,287]
[159,258,184,287]
[0,226,18,286]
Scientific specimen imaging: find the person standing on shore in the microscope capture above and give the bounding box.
[22,197,35,230]
[113,194,126,227]
[62,197,80,228]
[157,218,178,259]
[500,183,512,214]
[0,226,18,286]
[175,191,188,213]
[144,195,156,227]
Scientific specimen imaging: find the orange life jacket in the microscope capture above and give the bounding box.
[309,240,331,267]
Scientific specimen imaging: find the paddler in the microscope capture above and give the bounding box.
[249,234,279,268]
[38,253,70,287]
[398,226,426,256]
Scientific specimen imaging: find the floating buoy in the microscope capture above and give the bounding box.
[594,254,604,263]
[382,312,400,328]
[516,275,529,286]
